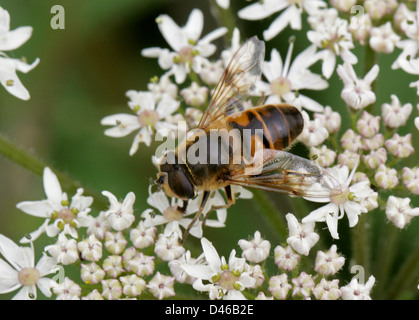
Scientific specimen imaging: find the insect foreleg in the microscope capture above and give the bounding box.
[178,200,188,214]
[202,185,236,228]
[182,191,211,242]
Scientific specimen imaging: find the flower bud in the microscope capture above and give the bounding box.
[363,147,387,169]
[356,111,380,138]
[314,106,341,134]
[381,94,412,128]
[180,82,208,107]
[402,167,419,195]
[375,164,398,189]
[341,129,363,152]
[330,0,357,12]
[101,279,122,300]
[81,262,105,285]
[369,22,400,53]
[386,196,419,229]
[365,0,387,20]
[269,274,291,300]
[337,149,359,170]
[362,133,384,150]
[385,133,414,158]
[274,245,300,271]
[310,145,336,167]
[103,255,124,278]
[77,235,102,262]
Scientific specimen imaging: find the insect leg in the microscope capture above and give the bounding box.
[257,92,266,106]
[202,185,236,228]
[178,200,188,214]
[182,191,211,242]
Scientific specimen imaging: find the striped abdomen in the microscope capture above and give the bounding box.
[227,104,303,153]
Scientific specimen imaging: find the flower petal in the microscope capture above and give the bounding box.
[0,235,35,272]
[156,98,180,118]
[19,220,49,243]
[181,264,214,281]
[303,203,337,223]
[238,1,288,20]
[239,274,256,288]
[43,167,63,205]
[321,51,336,79]
[12,285,36,300]
[294,94,324,113]
[35,253,58,277]
[16,200,54,218]
[36,278,55,298]
[141,47,163,58]
[0,258,20,294]
[0,57,31,100]
[364,64,379,85]
[183,9,204,42]
[14,57,40,74]
[147,190,170,213]
[326,210,340,239]
[158,12,187,52]
[122,192,136,213]
[101,114,140,137]
[285,213,300,236]
[225,290,246,300]
[263,49,283,81]
[0,26,32,51]
[263,11,292,41]
[129,127,152,155]
[201,238,221,271]
[102,190,119,208]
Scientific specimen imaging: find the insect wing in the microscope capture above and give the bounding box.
[198,36,265,129]
[228,149,343,200]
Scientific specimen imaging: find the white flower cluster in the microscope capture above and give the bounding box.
[0,166,185,300]
[179,230,375,300]
[0,7,39,100]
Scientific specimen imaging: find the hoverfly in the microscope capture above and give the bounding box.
[155,36,339,240]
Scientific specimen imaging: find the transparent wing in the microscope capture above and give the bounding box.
[198,36,265,129]
[228,149,344,200]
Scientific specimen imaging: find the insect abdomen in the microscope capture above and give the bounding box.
[227,104,303,151]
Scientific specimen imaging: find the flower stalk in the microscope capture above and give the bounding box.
[386,244,419,299]
[0,134,107,210]
[251,189,288,241]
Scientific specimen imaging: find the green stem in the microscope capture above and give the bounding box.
[385,244,419,299]
[209,0,237,43]
[348,42,378,281]
[0,133,107,210]
[328,132,341,155]
[373,222,400,299]
[363,45,377,76]
[349,108,360,131]
[351,213,370,276]
[187,71,202,86]
[384,126,396,140]
[386,156,402,169]
[363,45,378,115]
[251,189,288,242]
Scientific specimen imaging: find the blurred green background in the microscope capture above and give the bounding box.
[0,0,418,299]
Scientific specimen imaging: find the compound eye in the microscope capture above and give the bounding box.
[168,170,195,199]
